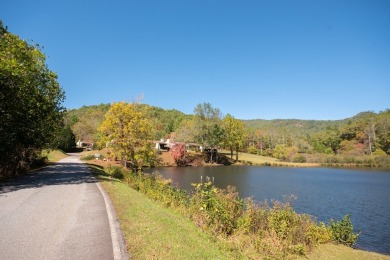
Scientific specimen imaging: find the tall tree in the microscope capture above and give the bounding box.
[256,129,264,154]
[222,114,247,161]
[98,102,155,170]
[0,21,65,177]
[55,125,76,151]
[193,102,222,147]
[175,117,197,143]
[312,126,341,154]
[376,110,390,154]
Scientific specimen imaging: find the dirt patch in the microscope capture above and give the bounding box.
[157,152,176,166]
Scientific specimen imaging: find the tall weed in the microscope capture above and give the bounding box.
[190,181,244,236]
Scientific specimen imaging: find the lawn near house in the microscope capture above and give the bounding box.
[220,150,321,167]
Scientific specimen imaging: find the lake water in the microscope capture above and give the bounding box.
[145,166,390,255]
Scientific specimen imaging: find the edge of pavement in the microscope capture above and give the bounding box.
[96,182,130,260]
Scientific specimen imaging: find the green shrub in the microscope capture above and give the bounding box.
[324,148,334,154]
[190,181,244,235]
[373,148,387,156]
[81,154,104,161]
[247,146,258,155]
[237,198,268,234]
[31,155,48,169]
[292,155,306,163]
[305,222,332,245]
[325,156,340,164]
[106,165,124,179]
[330,214,360,246]
[374,155,390,168]
[81,155,95,160]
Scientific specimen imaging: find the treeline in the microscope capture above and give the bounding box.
[0,21,66,178]
[244,110,390,165]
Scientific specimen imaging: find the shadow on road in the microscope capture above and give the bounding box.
[0,162,97,194]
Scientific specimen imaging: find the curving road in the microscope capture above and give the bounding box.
[0,154,128,260]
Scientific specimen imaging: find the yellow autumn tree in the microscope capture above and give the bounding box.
[98,102,155,170]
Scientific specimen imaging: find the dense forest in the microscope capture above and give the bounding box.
[245,111,390,154]
[65,103,390,167]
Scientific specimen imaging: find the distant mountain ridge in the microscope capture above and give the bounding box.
[242,111,381,135]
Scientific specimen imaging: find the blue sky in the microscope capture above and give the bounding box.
[2,0,389,120]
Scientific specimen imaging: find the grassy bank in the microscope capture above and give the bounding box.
[92,166,234,259]
[234,151,390,168]
[302,243,390,260]
[89,163,390,259]
[234,152,321,167]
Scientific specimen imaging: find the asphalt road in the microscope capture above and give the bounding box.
[0,154,128,260]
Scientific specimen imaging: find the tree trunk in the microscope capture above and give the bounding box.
[368,135,372,154]
[260,141,263,154]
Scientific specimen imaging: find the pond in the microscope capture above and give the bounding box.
[145,166,390,255]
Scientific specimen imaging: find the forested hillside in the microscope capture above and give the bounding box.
[244,118,343,136]
[65,103,390,167]
[65,104,111,143]
[244,110,389,158]
[66,104,191,143]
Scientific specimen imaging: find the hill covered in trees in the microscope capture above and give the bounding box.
[66,103,191,143]
[244,110,389,157]
[66,103,389,161]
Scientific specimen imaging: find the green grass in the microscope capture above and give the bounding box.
[231,151,320,167]
[42,149,68,162]
[93,169,235,259]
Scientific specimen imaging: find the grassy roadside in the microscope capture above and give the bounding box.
[90,165,235,259]
[42,149,68,162]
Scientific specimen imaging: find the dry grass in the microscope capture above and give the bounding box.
[301,243,390,260]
